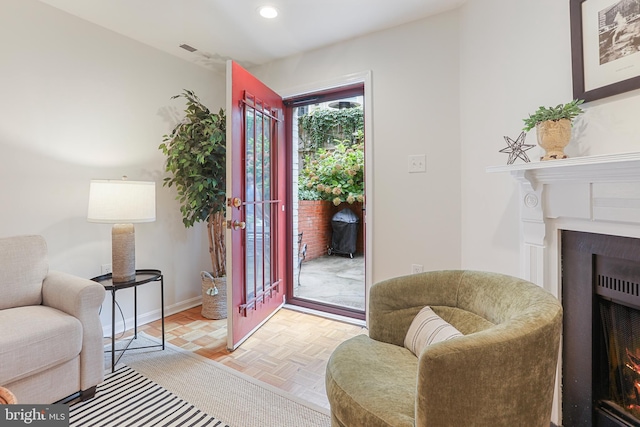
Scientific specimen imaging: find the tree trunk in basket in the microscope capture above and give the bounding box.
[207,210,226,278]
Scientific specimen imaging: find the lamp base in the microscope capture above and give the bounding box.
[112,224,135,283]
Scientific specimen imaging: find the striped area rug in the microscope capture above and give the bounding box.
[69,366,230,427]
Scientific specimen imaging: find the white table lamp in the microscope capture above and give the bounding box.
[87,178,156,283]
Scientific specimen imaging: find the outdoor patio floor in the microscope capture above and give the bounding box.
[294,254,365,310]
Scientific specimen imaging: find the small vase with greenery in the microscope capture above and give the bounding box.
[159,89,227,318]
[522,99,584,132]
[522,99,584,160]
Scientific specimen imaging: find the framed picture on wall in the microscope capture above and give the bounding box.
[570,0,640,102]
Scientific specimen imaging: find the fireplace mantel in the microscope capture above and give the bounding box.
[487,152,640,425]
[487,152,640,185]
[488,151,640,284]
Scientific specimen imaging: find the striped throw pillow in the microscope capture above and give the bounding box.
[404,306,463,356]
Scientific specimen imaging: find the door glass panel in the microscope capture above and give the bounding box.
[244,93,276,307]
[263,116,272,293]
[255,109,264,297]
[245,106,255,300]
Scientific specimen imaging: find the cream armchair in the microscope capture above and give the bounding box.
[0,235,105,403]
[325,270,563,427]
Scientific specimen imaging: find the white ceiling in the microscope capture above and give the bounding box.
[38,0,466,73]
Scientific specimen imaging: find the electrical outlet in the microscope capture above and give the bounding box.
[408,154,426,173]
[411,264,424,274]
[101,264,112,275]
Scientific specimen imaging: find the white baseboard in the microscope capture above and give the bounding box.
[102,296,202,337]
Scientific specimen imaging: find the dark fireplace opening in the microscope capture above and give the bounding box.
[596,298,640,426]
[562,231,640,427]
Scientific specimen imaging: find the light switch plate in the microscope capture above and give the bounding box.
[408,154,426,173]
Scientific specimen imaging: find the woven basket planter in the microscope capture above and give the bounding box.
[201,272,227,320]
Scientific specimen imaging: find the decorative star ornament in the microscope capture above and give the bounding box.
[499,131,535,164]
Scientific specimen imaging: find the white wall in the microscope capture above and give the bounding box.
[459,0,640,277]
[0,0,225,332]
[250,11,462,284]
[9,0,638,346]
[460,2,640,423]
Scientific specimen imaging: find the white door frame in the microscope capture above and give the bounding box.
[278,70,374,324]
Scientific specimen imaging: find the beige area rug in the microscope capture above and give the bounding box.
[111,332,331,427]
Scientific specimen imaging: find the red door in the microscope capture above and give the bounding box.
[226,61,287,350]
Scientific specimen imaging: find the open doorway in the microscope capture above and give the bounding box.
[286,84,366,320]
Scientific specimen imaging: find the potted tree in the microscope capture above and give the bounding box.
[159,89,227,319]
[522,99,584,160]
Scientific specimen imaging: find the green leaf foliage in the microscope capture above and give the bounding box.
[298,107,363,151]
[522,99,584,132]
[160,90,226,228]
[159,90,227,277]
[299,142,364,206]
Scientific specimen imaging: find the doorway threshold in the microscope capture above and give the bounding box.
[284,304,366,328]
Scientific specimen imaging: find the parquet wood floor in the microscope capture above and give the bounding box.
[137,306,366,409]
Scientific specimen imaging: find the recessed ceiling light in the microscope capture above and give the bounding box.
[258,6,278,19]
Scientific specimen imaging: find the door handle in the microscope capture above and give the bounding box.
[227,220,246,230]
[228,197,242,209]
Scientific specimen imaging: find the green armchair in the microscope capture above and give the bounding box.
[325,270,562,427]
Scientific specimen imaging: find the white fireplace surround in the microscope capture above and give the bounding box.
[488,151,640,425]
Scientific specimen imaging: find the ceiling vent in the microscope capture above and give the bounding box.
[179,44,197,53]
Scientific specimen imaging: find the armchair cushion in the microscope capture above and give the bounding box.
[327,335,417,427]
[0,306,82,385]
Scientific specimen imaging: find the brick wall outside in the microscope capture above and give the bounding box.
[298,200,364,261]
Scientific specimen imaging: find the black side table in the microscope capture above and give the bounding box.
[92,269,165,372]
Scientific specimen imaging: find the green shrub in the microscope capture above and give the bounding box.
[299,142,364,206]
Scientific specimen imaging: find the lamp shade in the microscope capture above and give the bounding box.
[87,180,156,223]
